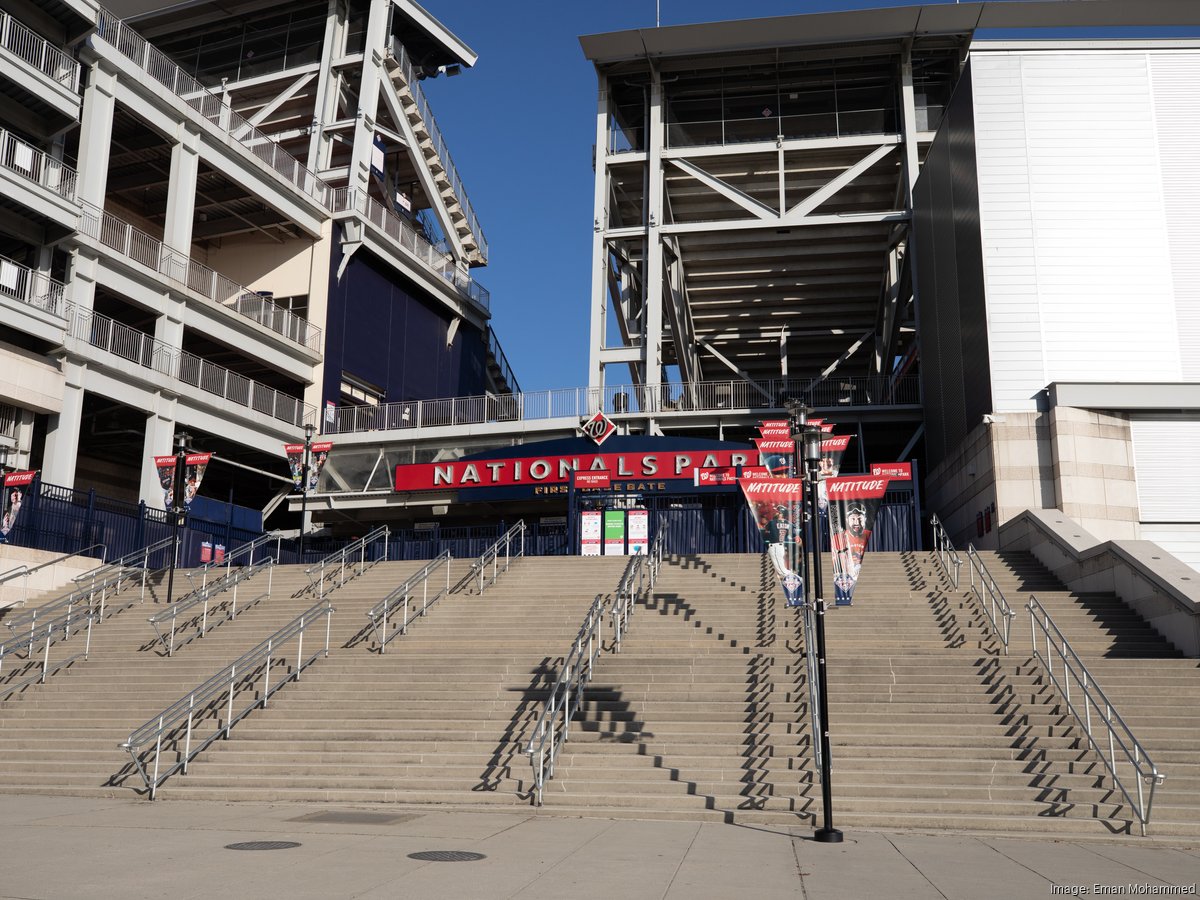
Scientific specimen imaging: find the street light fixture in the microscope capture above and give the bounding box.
[298,422,315,560]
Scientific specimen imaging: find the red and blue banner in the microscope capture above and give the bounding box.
[1,470,36,538]
[825,475,891,606]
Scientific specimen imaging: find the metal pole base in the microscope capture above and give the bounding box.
[814,827,844,843]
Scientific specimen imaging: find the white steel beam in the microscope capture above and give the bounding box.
[667,158,778,221]
[245,72,317,129]
[644,66,665,388]
[661,211,906,236]
[783,144,896,221]
[587,73,611,390]
[694,337,772,401]
[662,133,900,161]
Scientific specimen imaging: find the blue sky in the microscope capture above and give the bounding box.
[420,0,1198,393]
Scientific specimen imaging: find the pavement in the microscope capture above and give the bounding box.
[1,795,1199,899]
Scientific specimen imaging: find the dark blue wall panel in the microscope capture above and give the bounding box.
[324,228,488,407]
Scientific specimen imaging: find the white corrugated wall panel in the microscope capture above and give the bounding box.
[973,50,1185,412]
[1151,54,1200,380]
[1139,524,1200,572]
[1130,417,1200,523]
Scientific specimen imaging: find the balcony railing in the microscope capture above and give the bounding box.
[389,41,487,262]
[77,203,321,351]
[0,11,81,93]
[65,303,316,428]
[486,325,519,394]
[329,188,489,314]
[0,255,67,318]
[323,374,921,435]
[94,9,330,209]
[0,128,77,202]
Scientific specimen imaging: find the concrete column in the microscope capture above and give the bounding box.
[76,62,117,208]
[139,401,177,509]
[42,360,86,489]
[307,0,344,171]
[163,130,200,254]
[587,74,610,390]
[64,249,99,315]
[643,67,665,389]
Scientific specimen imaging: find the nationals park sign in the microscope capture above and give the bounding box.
[394,436,756,501]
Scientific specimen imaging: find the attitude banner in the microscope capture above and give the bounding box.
[1,470,36,537]
[824,475,891,606]
[739,477,806,607]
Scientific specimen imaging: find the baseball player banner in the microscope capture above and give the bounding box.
[825,475,891,606]
[284,441,333,493]
[154,452,212,510]
[1,469,36,538]
[739,477,806,607]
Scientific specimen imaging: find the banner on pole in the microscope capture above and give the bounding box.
[825,475,891,606]
[285,442,333,492]
[739,478,806,607]
[1,470,36,537]
[154,452,212,510]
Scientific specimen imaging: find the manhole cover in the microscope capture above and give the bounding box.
[289,811,419,825]
[408,850,486,862]
[225,841,302,851]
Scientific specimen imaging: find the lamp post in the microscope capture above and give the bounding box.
[801,415,843,844]
[164,431,189,606]
[298,422,314,560]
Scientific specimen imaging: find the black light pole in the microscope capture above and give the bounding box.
[164,431,189,606]
[298,422,314,561]
[802,419,843,843]
[785,401,810,597]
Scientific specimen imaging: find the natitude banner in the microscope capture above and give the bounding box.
[1,469,36,537]
[154,452,212,510]
[824,475,891,606]
[286,442,334,492]
[739,477,806,607]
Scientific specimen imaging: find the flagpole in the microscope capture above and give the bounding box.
[164,431,189,607]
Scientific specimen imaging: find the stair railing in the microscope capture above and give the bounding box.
[1026,595,1164,836]
[929,513,962,589]
[71,536,175,600]
[525,529,667,806]
[304,526,389,601]
[149,557,275,656]
[119,598,335,800]
[0,543,107,609]
[1,605,97,701]
[965,545,1016,654]
[186,532,282,594]
[366,550,453,652]
[460,520,525,595]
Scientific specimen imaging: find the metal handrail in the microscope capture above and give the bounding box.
[366,550,453,652]
[304,526,389,600]
[0,11,81,92]
[0,253,68,318]
[966,544,1015,653]
[72,536,174,588]
[323,374,921,435]
[0,543,107,609]
[0,126,78,201]
[929,513,961,589]
[0,608,96,702]
[1026,595,1164,835]
[461,521,525,595]
[186,532,281,593]
[526,528,667,806]
[120,598,334,799]
[150,557,275,656]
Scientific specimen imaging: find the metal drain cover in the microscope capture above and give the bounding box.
[225,841,302,851]
[408,850,486,862]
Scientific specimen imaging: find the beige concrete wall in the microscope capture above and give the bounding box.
[1048,406,1139,542]
[0,546,103,610]
[203,235,319,299]
[0,342,65,414]
[991,412,1056,532]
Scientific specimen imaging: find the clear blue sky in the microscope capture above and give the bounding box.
[420,0,1198,393]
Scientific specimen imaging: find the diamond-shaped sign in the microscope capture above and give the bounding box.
[580,410,617,446]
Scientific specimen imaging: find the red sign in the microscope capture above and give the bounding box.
[758,420,790,439]
[395,448,755,492]
[580,411,617,446]
[870,462,912,480]
[574,471,611,489]
[756,438,794,453]
[825,475,890,501]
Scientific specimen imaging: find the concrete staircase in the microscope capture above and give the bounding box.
[0,560,428,797]
[537,553,813,825]
[971,550,1200,838]
[156,556,628,804]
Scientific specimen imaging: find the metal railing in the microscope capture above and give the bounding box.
[186,532,281,594]
[929,513,961,590]
[324,374,920,434]
[0,543,107,609]
[0,606,96,702]
[328,188,490,313]
[0,11,81,92]
[70,536,174,595]
[149,557,275,656]
[366,550,453,652]
[0,127,78,201]
[94,9,330,209]
[304,526,389,601]
[1027,595,1164,835]
[486,325,520,394]
[526,529,666,805]
[388,40,488,261]
[966,544,1015,653]
[0,254,68,318]
[65,303,316,428]
[461,520,525,595]
[120,598,334,799]
[77,203,321,350]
